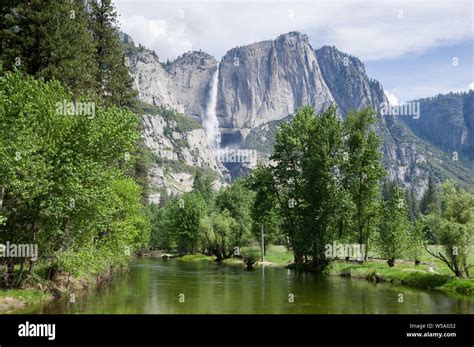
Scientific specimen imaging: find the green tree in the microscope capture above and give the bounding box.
[405,188,420,222]
[407,218,427,265]
[192,171,214,207]
[149,202,175,251]
[420,176,438,215]
[381,179,397,201]
[90,0,136,106]
[270,105,350,267]
[200,210,240,262]
[245,165,282,255]
[0,0,97,97]
[425,180,474,278]
[376,185,410,267]
[170,192,207,255]
[270,106,312,263]
[215,180,254,248]
[0,71,147,286]
[342,108,385,260]
[302,105,349,267]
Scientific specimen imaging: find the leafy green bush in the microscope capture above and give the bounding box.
[0,72,149,284]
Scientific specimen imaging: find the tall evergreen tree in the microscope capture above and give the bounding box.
[192,171,214,207]
[90,0,136,106]
[0,0,97,96]
[381,179,397,201]
[420,176,438,215]
[405,188,420,222]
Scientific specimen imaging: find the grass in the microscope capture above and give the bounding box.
[177,254,215,262]
[174,246,293,267]
[259,245,293,266]
[440,279,474,295]
[0,288,52,313]
[324,259,474,296]
[418,245,474,276]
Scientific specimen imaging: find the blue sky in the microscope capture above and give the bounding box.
[365,40,473,102]
[115,0,473,102]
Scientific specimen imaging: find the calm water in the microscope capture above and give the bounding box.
[25,258,474,314]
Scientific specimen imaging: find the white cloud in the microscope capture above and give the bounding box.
[469,82,474,90]
[115,0,472,62]
[385,90,400,106]
[119,15,193,61]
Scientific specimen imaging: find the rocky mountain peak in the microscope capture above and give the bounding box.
[118,31,134,46]
[167,51,217,70]
[315,45,385,116]
[316,46,367,76]
[275,31,309,44]
[217,31,334,134]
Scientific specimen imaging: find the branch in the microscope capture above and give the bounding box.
[424,245,455,273]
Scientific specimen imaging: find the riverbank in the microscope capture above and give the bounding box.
[0,264,131,313]
[168,246,474,297]
[323,260,474,296]
[0,289,52,313]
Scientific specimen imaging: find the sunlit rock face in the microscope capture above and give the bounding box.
[126,32,474,198]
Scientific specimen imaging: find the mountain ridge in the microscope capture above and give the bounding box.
[122,31,474,197]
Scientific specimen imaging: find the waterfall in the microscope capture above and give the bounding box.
[204,63,221,151]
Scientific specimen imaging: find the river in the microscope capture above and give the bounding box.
[24,258,474,314]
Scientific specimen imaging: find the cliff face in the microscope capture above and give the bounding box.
[164,52,218,122]
[217,32,334,130]
[314,45,430,195]
[130,51,180,110]
[315,46,386,115]
[140,109,224,204]
[400,92,474,159]
[126,32,474,197]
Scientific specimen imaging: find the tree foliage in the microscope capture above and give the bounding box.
[425,180,474,278]
[376,185,410,267]
[342,108,385,259]
[0,0,136,104]
[0,72,148,286]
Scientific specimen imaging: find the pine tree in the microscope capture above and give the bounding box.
[382,179,397,201]
[405,188,419,222]
[420,176,438,215]
[90,0,136,107]
[0,0,97,97]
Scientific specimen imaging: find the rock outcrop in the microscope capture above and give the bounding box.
[400,91,474,159]
[218,32,335,130]
[140,110,225,204]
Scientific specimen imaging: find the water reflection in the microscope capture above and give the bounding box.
[23,258,474,314]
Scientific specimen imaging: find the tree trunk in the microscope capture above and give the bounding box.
[387,258,395,267]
